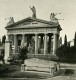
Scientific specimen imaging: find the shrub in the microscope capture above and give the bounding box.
[7,54,22,65]
[19,46,28,64]
[0,64,8,72]
[56,45,76,63]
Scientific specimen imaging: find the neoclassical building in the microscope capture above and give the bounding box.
[5,15,62,59]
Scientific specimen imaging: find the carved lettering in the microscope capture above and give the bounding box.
[23,22,30,25]
[8,28,56,34]
[32,22,38,24]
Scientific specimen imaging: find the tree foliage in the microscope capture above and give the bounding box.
[56,45,76,62]
[74,32,76,47]
[64,34,67,46]
[19,46,28,63]
[59,37,62,46]
[56,45,69,60]
[2,35,6,44]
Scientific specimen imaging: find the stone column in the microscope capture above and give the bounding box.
[40,35,44,48]
[21,34,25,47]
[44,33,47,54]
[7,34,10,41]
[38,36,40,49]
[14,34,18,53]
[35,34,38,54]
[22,34,25,43]
[5,40,11,60]
[53,33,57,55]
[48,35,52,54]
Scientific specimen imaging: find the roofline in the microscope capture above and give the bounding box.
[5,17,62,31]
[5,26,57,29]
[5,26,62,32]
[5,17,59,27]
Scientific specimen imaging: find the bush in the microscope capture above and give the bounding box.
[0,64,8,72]
[7,54,22,65]
[56,45,76,63]
[19,46,28,63]
[56,45,69,60]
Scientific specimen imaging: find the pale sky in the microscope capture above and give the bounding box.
[0,0,76,43]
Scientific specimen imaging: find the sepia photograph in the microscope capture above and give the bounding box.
[0,0,76,80]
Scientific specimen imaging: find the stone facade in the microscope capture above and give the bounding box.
[5,17,62,59]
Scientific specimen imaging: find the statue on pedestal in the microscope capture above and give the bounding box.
[50,13,58,23]
[5,17,14,26]
[29,6,36,18]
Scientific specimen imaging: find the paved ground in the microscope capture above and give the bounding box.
[0,60,76,80]
[41,63,76,80]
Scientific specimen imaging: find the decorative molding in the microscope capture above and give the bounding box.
[8,28,57,33]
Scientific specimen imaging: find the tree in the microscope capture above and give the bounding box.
[59,37,62,46]
[0,49,5,64]
[19,46,28,63]
[56,45,76,62]
[74,32,76,47]
[64,34,67,46]
[56,45,69,61]
[2,35,6,44]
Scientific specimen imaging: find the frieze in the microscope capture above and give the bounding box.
[7,28,57,33]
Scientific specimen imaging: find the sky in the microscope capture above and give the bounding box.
[0,0,76,43]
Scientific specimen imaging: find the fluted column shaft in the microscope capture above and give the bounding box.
[44,34,47,54]
[21,34,25,47]
[53,33,57,55]
[14,34,18,53]
[35,34,38,54]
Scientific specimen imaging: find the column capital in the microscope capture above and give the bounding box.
[22,34,25,36]
[44,33,48,35]
[35,33,38,35]
[53,33,57,35]
[13,34,17,36]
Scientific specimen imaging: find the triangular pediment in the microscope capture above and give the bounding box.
[10,21,53,29]
[5,17,61,30]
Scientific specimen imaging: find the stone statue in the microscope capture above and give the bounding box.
[6,17,14,26]
[50,13,56,20]
[29,6,36,18]
[50,13,58,23]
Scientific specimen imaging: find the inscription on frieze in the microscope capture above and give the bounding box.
[32,22,38,24]
[8,28,56,33]
[23,21,38,25]
[23,22,31,25]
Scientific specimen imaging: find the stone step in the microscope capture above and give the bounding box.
[24,58,56,67]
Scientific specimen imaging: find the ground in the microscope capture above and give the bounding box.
[49,63,76,80]
[0,61,76,80]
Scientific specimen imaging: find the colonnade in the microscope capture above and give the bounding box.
[8,33,59,55]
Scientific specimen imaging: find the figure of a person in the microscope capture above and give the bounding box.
[30,6,36,18]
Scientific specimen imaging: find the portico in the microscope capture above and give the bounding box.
[5,17,62,59]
